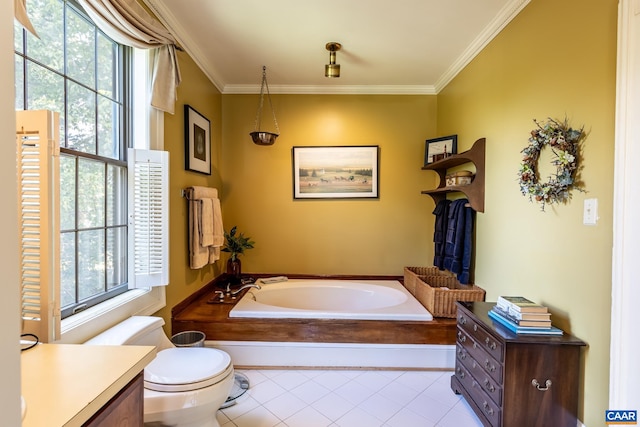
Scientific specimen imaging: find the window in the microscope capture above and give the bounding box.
[15,0,130,319]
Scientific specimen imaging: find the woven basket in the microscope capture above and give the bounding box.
[404,267,485,318]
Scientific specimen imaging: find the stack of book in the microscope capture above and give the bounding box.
[488,296,563,336]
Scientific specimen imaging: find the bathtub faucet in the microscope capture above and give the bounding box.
[230,283,261,297]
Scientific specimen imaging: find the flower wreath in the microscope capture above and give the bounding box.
[518,118,585,210]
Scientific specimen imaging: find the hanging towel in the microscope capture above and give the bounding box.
[199,198,214,247]
[443,199,475,284]
[188,186,224,269]
[433,199,451,270]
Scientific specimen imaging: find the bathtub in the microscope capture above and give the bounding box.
[229,279,433,321]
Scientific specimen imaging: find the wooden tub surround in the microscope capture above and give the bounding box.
[172,274,457,345]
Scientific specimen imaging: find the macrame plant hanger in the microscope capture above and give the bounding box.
[250,66,280,145]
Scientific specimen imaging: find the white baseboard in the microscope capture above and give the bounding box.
[207,341,455,370]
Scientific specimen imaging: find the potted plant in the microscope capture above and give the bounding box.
[221,226,254,282]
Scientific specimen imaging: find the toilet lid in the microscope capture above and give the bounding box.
[144,347,232,392]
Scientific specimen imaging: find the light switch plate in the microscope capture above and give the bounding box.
[583,198,598,225]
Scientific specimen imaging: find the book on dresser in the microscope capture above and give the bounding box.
[492,305,552,327]
[488,308,563,335]
[496,295,549,314]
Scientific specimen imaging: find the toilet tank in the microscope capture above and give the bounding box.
[84,316,174,351]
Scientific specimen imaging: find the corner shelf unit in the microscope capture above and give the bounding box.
[421,138,485,213]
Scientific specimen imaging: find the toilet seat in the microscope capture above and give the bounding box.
[144,347,233,392]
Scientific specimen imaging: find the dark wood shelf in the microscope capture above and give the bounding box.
[422,138,485,212]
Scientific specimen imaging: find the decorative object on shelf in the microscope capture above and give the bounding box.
[292,145,379,199]
[424,135,457,166]
[518,117,586,210]
[184,105,211,174]
[325,42,342,78]
[250,66,280,146]
[222,226,255,283]
[446,170,474,187]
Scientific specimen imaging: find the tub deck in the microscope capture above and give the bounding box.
[172,274,457,345]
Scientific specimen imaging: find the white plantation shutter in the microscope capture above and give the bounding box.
[16,110,61,343]
[128,148,169,288]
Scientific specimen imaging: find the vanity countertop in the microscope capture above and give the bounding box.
[21,343,155,427]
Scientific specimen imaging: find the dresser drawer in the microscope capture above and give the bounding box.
[458,327,503,384]
[458,348,503,406]
[455,360,501,426]
[458,311,504,362]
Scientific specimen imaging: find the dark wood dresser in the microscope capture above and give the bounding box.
[451,302,586,427]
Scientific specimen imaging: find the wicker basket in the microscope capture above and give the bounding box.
[404,267,485,318]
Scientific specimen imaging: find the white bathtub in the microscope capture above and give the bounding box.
[229,279,433,321]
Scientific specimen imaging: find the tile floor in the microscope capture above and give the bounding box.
[217,369,485,427]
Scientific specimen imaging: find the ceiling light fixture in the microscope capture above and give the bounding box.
[325,42,342,78]
[250,66,280,145]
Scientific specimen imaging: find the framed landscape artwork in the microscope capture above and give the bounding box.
[184,105,211,175]
[292,145,379,199]
[424,135,457,166]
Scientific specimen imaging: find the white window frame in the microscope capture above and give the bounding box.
[58,50,167,344]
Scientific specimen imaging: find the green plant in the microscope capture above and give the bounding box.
[221,226,255,261]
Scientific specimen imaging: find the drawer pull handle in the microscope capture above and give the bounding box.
[484,337,497,350]
[459,316,467,325]
[532,379,552,391]
[483,401,494,416]
[460,335,466,343]
[457,368,465,379]
[473,324,478,331]
[484,360,496,372]
[473,342,478,349]
[483,379,495,392]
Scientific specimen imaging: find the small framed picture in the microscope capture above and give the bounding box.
[424,135,457,165]
[184,105,211,175]
[292,145,379,199]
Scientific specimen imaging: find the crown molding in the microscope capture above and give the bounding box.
[222,84,437,95]
[434,0,531,92]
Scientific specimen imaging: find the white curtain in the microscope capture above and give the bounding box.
[76,0,181,114]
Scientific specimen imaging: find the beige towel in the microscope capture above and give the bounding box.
[188,186,224,269]
[199,198,214,247]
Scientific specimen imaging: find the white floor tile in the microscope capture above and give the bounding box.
[353,371,394,390]
[232,405,281,427]
[335,406,385,427]
[269,370,310,390]
[377,380,422,406]
[385,407,437,427]
[226,369,470,427]
[250,379,288,404]
[262,392,307,420]
[334,378,376,405]
[356,392,403,422]
[312,371,353,390]
[290,379,331,404]
[405,390,455,423]
[311,392,356,421]
[284,406,333,427]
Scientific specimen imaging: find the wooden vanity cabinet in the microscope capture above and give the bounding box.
[83,373,144,427]
[451,302,586,427]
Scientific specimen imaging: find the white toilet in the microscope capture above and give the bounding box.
[85,316,234,427]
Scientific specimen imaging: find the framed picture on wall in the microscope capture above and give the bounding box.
[184,105,211,175]
[292,145,379,199]
[424,135,457,166]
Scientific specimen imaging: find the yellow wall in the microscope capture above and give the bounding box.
[437,0,617,424]
[153,51,224,324]
[220,94,438,275]
[159,1,616,424]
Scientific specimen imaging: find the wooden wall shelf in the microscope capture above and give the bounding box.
[422,138,485,212]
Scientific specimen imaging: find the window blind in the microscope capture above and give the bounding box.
[127,148,169,288]
[16,110,61,343]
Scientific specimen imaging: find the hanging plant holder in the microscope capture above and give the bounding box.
[250,66,280,145]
